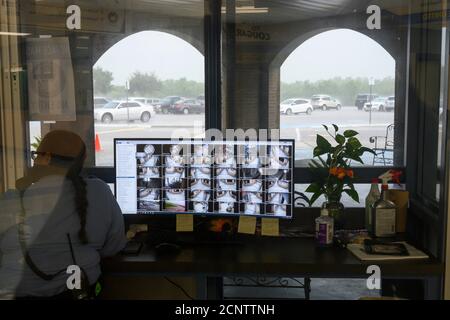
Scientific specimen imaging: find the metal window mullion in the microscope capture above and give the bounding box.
[204,0,222,133]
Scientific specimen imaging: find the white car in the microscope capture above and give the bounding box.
[94,97,110,109]
[130,97,161,106]
[311,95,341,111]
[280,98,313,115]
[94,100,155,123]
[385,96,395,111]
[363,97,388,112]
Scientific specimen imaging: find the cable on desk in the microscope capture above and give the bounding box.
[164,277,194,300]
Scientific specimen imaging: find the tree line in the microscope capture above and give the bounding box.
[93,67,204,99]
[94,67,394,105]
[281,77,395,105]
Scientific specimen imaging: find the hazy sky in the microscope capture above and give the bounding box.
[95,29,395,85]
[281,29,395,83]
[95,31,205,85]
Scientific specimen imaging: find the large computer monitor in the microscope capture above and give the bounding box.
[114,139,294,219]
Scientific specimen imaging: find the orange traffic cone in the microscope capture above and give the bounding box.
[95,134,102,152]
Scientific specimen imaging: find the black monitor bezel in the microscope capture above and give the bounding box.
[114,137,295,220]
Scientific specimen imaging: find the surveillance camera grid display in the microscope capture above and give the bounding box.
[116,139,293,218]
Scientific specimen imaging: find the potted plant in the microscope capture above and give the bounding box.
[305,124,375,229]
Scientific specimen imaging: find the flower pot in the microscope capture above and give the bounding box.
[321,199,345,230]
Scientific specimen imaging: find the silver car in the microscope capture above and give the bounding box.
[311,95,341,111]
[94,100,155,123]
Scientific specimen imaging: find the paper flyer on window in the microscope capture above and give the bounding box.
[26,37,76,121]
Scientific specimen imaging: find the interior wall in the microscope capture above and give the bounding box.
[0,0,27,191]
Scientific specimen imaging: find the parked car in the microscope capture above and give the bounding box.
[355,93,378,110]
[130,97,161,106]
[158,96,183,114]
[173,99,205,114]
[196,94,205,104]
[385,96,395,111]
[94,97,110,109]
[363,97,388,112]
[94,100,155,123]
[280,98,313,115]
[311,95,341,111]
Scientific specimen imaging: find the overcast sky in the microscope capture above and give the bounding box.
[95,29,395,85]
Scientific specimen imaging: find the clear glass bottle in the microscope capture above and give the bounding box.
[321,196,344,230]
[371,184,396,237]
[365,178,380,231]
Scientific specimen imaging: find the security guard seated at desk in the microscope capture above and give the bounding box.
[0,130,127,299]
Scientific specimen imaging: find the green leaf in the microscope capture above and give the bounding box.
[332,124,339,132]
[335,134,345,145]
[317,156,328,167]
[348,137,362,149]
[316,135,332,152]
[347,155,364,164]
[343,189,360,203]
[305,183,321,193]
[343,130,358,138]
[309,159,323,168]
[308,192,323,207]
[313,147,327,157]
[322,124,328,132]
[359,146,377,155]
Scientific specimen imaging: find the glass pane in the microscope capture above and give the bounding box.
[280,29,395,167]
[16,1,206,168]
[221,1,409,168]
[93,11,205,166]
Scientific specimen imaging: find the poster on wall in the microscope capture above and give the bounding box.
[26,37,76,121]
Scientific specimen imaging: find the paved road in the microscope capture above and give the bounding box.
[94,107,394,166]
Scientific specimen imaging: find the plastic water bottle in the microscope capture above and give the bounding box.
[315,208,334,246]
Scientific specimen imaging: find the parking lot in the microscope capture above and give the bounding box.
[93,106,394,166]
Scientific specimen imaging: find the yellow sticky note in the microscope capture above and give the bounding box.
[261,218,279,237]
[238,216,257,234]
[176,214,193,232]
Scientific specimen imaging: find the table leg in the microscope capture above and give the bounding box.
[206,277,224,300]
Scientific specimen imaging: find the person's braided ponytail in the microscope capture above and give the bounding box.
[65,148,88,244]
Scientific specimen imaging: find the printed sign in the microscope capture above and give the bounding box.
[26,37,76,121]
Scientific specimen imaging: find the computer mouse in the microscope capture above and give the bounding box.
[154,242,181,256]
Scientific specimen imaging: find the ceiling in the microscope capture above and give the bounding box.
[24,0,444,23]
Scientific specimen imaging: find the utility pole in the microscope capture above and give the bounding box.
[126,80,130,122]
[369,77,374,125]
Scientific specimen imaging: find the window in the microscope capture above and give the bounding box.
[219,1,445,211]
[93,27,206,166]
[3,1,207,169]
[278,29,397,167]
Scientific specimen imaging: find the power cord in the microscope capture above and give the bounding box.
[164,276,195,300]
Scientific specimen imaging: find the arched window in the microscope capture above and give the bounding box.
[280,29,395,167]
[93,31,205,166]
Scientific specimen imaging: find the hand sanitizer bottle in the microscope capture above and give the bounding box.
[371,171,397,238]
[365,178,380,232]
[315,208,334,246]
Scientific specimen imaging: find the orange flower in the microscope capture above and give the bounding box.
[329,167,338,176]
[346,169,354,179]
[337,168,346,179]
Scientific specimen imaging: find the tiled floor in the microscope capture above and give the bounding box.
[223,278,380,300]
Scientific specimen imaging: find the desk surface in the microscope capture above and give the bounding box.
[102,237,443,278]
